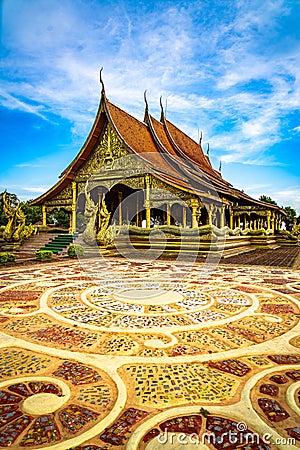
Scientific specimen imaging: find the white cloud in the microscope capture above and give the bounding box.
[0,0,299,210]
[23,187,47,193]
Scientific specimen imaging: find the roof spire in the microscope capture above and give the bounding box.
[199,130,203,145]
[219,160,222,172]
[99,67,105,96]
[207,143,209,155]
[160,96,164,122]
[143,90,149,122]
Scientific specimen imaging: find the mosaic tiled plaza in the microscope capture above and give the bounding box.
[0,256,300,449]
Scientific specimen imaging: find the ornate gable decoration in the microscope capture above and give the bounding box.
[45,184,73,208]
[75,124,129,181]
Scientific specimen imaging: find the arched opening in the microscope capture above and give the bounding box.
[105,183,142,226]
[46,207,70,230]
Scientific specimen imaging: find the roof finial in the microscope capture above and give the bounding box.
[99,67,105,96]
[207,143,209,155]
[199,130,203,145]
[219,160,222,172]
[143,90,149,121]
[160,95,164,122]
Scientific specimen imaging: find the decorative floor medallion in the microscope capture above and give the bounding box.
[0,258,299,449]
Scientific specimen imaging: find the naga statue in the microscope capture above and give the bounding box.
[82,187,98,245]
[2,191,17,241]
[96,196,114,246]
[1,191,35,243]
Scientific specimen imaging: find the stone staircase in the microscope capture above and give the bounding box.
[18,232,61,254]
[39,234,74,254]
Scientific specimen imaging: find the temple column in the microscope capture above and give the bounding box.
[118,192,123,226]
[229,207,233,229]
[293,219,297,232]
[270,213,275,233]
[266,211,271,230]
[136,192,140,227]
[42,205,47,226]
[71,181,77,233]
[167,203,171,226]
[182,206,187,228]
[207,204,213,225]
[220,206,225,228]
[191,199,199,228]
[237,215,241,228]
[145,175,151,228]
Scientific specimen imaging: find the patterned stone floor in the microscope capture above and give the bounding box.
[0,257,299,449]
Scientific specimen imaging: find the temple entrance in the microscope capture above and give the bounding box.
[105,184,143,226]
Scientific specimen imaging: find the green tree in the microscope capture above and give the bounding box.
[20,201,42,225]
[259,195,278,205]
[47,209,70,228]
[284,206,297,230]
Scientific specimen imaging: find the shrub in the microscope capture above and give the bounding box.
[35,250,53,261]
[0,252,16,264]
[67,244,84,258]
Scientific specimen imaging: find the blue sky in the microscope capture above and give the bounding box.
[0,0,300,213]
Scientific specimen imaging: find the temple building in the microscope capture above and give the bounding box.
[31,74,285,248]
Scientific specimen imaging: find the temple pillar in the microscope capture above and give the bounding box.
[191,199,199,228]
[136,192,140,227]
[266,211,271,230]
[118,191,123,226]
[207,204,213,225]
[276,215,280,231]
[182,206,187,228]
[270,213,275,233]
[167,203,171,226]
[293,219,297,232]
[237,215,241,228]
[229,207,233,229]
[42,205,47,226]
[71,181,77,233]
[145,175,151,228]
[220,206,225,228]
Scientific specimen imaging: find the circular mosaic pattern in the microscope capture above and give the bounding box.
[48,279,257,335]
[0,259,299,449]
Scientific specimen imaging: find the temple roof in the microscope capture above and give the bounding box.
[30,84,283,212]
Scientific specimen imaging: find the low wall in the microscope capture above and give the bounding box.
[113,233,298,258]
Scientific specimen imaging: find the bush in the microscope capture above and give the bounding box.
[0,252,16,264]
[67,244,84,258]
[35,250,53,261]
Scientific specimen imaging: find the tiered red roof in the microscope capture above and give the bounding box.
[30,87,282,212]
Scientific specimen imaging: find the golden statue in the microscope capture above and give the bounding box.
[2,191,16,241]
[2,191,35,243]
[82,187,98,245]
[97,196,114,246]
